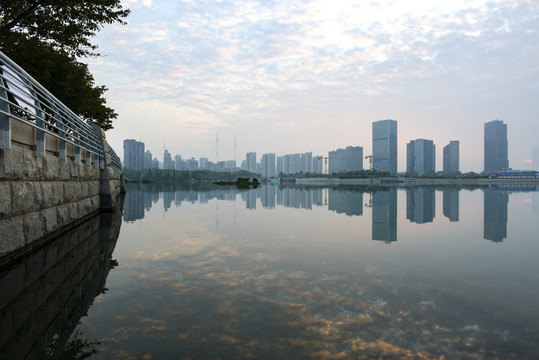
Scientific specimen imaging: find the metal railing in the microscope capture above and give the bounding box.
[0,50,110,170]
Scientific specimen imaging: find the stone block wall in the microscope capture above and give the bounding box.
[0,140,120,258]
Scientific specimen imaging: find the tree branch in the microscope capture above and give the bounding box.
[0,0,45,35]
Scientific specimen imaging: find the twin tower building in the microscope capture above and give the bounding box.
[373,119,508,175]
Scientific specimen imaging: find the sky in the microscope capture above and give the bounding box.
[87,0,539,172]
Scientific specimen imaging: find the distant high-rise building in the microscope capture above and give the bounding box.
[283,153,301,175]
[443,140,459,173]
[144,150,152,169]
[407,139,436,176]
[186,158,198,171]
[328,146,363,173]
[484,120,508,174]
[301,152,313,173]
[532,147,539,170]
[151,157,159,169]
[261,153,276,178]
[174,155,186,170]
[199,157,209,170]
[123,139,145,170]
[163,149,174,169]
[313,156,324,174]
[372,119,397,174]
[276,156,284,176]
[245,152,257,172]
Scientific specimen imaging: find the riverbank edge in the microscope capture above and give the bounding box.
[294,177,539,186]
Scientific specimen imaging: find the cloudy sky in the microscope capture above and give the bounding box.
[88,0,539,172]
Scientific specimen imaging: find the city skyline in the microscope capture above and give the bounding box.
[88,1,539,172]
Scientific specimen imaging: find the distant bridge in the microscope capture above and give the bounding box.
[0,50,124,264]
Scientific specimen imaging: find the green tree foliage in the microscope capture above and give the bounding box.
[0,0,129,57]
[0,1,130,130]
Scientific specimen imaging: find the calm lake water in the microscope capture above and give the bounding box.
[2,183,539,359]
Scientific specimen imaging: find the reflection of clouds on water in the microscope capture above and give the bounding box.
[95,239,539,359]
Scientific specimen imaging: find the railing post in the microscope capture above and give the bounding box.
[0,74,11,150]
[33,89,46,157]
[50,101,66,161]
[73,118,81,165]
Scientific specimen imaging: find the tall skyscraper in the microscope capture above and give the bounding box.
[245,152,257,172]
[312,156,324,174]
[163,149,174,169]
[484,120,508,174]
[123,139,145,170]
[407,139,436,176]
[443,140,459,173]
[261,153,276,178]
[372,119,397,174]
[144,150,152,169]
[532,147,539,170]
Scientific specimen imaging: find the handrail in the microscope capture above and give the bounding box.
[0,50,110,170]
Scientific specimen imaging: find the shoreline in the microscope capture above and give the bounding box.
[293,177,539,187]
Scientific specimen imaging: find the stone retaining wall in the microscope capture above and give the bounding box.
[0,138,122,260]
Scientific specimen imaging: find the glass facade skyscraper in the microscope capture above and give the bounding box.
[484,120,508,174]
[372,119,397,174]
[406,139,435,176]
[443,140,459,173]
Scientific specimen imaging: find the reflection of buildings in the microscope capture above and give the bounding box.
[328,189,363,216]
[484,188,509,242]
[406,188,435,223]
[372,189,397,243]
[124,189,145,222]
[242,190,257,210]
[163,191,174,211]
[443,189,459,222]
[261,185,276,208]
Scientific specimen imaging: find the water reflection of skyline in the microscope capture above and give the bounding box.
[124,184,537,243]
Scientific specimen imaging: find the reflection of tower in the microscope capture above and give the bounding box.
[328,189,363,216]
[261,185,276,208]
[124,188,145,222]
[443,189,459,222]
[372,189,397,243]
[241,190,257,210]
[484,188,509,242]
[406,188,435,224]
[163,191,174,211]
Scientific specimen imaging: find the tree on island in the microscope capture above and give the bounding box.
[0,1,130,130]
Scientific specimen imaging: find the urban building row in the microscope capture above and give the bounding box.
[124,119,524,176]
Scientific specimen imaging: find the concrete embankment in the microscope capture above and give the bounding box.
[0,134,122,263]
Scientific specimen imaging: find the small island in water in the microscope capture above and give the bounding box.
[213,177,260,189]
